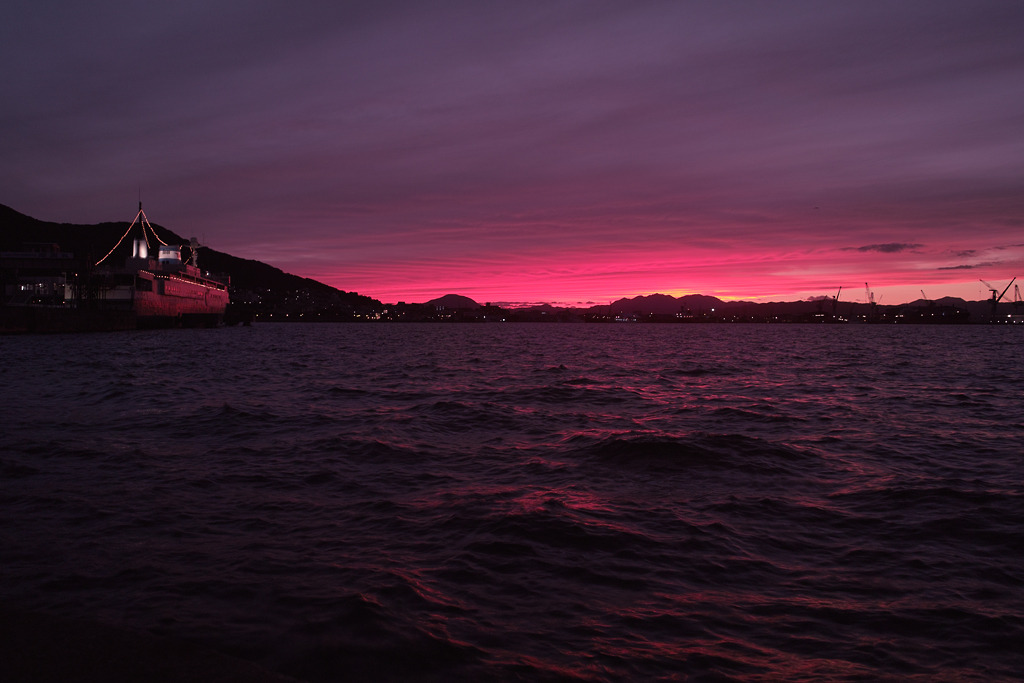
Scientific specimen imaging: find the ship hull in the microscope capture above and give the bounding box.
[133,273,229,327]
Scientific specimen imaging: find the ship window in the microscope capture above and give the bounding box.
[136,277,153,291]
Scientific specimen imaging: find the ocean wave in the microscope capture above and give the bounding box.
[2,324,1022,681]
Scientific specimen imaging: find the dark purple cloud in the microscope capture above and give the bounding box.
[848,243,924,253]
[939,262,999,271]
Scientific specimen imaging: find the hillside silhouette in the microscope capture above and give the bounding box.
[1,204,381,320]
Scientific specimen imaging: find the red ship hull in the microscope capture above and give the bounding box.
[131,268,229,327]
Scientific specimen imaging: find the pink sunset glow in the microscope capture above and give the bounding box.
[2,2,1022,305]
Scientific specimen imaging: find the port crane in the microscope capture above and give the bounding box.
[864,283,882,320]
[831,286,842,317]
[980,278,1016,322]
[864,282,882,305]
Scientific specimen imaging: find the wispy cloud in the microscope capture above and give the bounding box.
[938,261,999,270]
[846,243,924,254]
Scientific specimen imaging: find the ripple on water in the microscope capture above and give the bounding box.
[1,324,1022,681]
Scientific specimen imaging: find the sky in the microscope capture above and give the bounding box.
[2,1,1023,306]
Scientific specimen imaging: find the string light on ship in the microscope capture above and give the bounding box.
[95,208,143,265]
[140,207,168,247]
[95,203,171,266]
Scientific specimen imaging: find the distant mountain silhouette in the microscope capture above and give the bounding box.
[608,293,726,314]
[425,294,481,309]
[413,289,1001,322]
[931,296,970,307]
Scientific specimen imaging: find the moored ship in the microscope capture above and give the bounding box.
[93,202,229,327]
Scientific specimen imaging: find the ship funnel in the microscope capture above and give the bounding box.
[132,239,148,259]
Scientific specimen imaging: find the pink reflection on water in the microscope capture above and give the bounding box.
[509,487,617,516]
[605,592,895,678]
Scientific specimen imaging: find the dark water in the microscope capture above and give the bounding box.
[2,323,1022,681]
